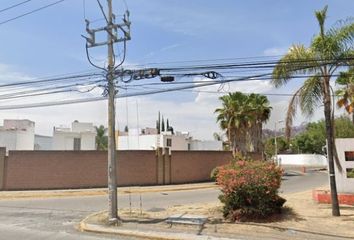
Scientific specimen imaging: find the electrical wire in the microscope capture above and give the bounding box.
[0,72,103,89]
[0,56,351,109]
[0,79,105,100]
[0,0,66,26]
[0,0,32,14]
[96,0,108,24]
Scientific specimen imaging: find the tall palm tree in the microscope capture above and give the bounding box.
[215,93,237,156]
[248,94,272,153]
[272,6,353,216]
[95,125,108,150]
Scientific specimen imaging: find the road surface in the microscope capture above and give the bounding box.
[0,170,327,240]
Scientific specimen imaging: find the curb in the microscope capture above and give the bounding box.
[0,183,218,200]
[79,214,236,240]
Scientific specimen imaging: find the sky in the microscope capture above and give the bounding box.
[0,0,353,140]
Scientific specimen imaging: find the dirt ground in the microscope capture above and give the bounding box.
[87,190,354,240]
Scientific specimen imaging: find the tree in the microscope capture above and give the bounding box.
[95,125,108,150]
[215,92,254,156]
[248,93,272,152]
[336,66,354,123]
[264,136,289,160]
[156,111,161,134]
[272,6,354,216]
[291,121,326,154]
[291,116,354,154]
[215,92,271,155]
[213,132,229,151]
[161,115,165,132]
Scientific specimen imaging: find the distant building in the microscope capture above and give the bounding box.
[116,128,222,151]
[34,134,53,150]
[0,119,35,151]
[52,121,95,150]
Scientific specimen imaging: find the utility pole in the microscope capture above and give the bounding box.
[107,0,117,224]
[274,120,283,165]
[83,0,131,224]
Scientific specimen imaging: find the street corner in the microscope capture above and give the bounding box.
[78,210,230,240]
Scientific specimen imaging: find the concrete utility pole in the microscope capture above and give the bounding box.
[83,0,131,224]
[107,0,117,223]
[274,120,284,165]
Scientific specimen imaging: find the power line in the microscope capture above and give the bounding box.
[0,71,350,110]
[0,79,104,101]
[0,0,66,26]
[0,73,271,109]
[0,0,32,14]
[0,72,102,88]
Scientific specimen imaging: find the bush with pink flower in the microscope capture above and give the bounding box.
[217,159,285,221]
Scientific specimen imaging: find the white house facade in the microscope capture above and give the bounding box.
[117,128,222,151]
[0,119,35,152]
[53,121,96,150]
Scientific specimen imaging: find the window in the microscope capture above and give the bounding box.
[166,138,172,147]
[345,152,354,161]
[346,168,354,178]
[73,138,81,151]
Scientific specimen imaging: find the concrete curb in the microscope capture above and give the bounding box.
[0,183,218,200]
[79,214,236,240]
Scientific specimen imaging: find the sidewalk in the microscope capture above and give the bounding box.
[0,182,217,200]
[79,190,354,240]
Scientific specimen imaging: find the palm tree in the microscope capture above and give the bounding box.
[272,6,353,216]
[248,94,272,153]
[95,125,108,150]
[336,66,354,123]
[215,92,255,156]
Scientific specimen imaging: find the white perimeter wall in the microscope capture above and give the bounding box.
[190,140,222,151]
[278,154,327,167]
[335,138,354,193]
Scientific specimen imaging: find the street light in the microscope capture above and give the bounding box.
[274,120,284,165]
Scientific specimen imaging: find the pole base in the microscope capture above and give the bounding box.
[108,216,122,226]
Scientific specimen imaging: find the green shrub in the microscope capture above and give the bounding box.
[210,167,220,181]
[217,160,285,221]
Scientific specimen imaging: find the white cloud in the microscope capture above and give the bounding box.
[0,63,33,83]
[263,47,288,56]
[194,77,274,104]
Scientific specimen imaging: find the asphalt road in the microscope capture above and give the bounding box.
[0,170,327,240]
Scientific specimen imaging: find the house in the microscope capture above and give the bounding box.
[116,128,222,151]
[34,134,53,150]
[52,121,96,150]
[0,119,35,151]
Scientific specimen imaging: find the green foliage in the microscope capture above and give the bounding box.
[271,6,354,140]
[95,125,108,151]
[264,136,289,160]
[291,116,354,154]
[291,121,326,154]
[217,159,285,221]
[210,167,220,182]
[336,66,354,113]
[334,115,354,137]
[347,169,354,178]
[215,92,271,155]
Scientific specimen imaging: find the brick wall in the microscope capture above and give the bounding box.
[0,148,5,189]
[0,150,262,190]
[3,150,156,190]
[170,151,233,184]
